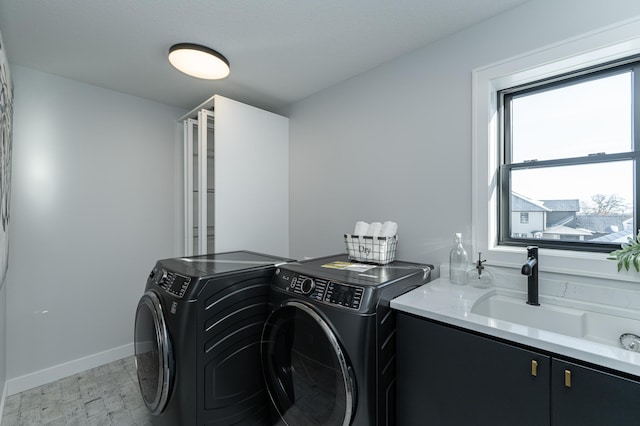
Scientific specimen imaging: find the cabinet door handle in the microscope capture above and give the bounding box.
[564,369,572,387]
[531,360,538,377]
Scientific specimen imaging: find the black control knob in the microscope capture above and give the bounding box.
[300,278,315,295]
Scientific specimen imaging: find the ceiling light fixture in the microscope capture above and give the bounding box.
[168,43,230,80]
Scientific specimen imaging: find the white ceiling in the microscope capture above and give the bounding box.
[0,0,528,112]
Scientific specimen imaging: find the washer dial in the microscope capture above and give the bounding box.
[300,278,315,295]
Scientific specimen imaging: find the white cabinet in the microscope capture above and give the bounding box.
[181,95,289,257]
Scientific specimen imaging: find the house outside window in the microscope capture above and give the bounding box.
[498,58,639,252]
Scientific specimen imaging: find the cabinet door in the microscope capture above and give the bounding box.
[397,314,550,426]
[213,95,289,257]
[551,359,640,425]
[182,95,289,257]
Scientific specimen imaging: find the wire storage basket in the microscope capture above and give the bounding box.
[344,234,398,265]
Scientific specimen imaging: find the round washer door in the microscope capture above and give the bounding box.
[261,300,356,426]
[134,290,173,415]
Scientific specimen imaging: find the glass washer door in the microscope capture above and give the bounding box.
[134,291,173,415]
[261,301,356,426]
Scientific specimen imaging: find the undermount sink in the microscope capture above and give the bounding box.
[471,293,584,337]
[470,290,640,350]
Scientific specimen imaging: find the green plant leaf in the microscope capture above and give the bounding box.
[608,229,640,273]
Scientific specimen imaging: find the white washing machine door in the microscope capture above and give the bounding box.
[261,301,356,426]
[134,290,173,415]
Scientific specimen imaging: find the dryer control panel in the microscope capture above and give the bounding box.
[149,267,192,299]
[278,271,365,310]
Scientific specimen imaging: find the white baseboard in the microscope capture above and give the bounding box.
[6,343,134,396]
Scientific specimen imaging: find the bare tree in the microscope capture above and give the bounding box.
[580,194,627,215]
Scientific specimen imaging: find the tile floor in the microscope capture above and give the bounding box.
[1,355,153,426]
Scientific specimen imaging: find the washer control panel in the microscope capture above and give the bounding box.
[285,272,365,310]
[324,281,364,310]
[149,267,192,298]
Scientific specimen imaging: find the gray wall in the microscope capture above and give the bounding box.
[4,0,640,394]
[287,0,640,264]
[6,66,185,388]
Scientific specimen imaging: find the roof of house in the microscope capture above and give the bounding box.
[576,215,627,233]
[588,229,633,243]
[541,199,580,212]
[547,215,575,228]
[541,225,593,236]
[512,192,550,212]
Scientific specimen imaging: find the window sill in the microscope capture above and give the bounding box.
[485,244,637,284]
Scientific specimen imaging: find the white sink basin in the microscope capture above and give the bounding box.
[471,290,640,350]
[471,293,585,337]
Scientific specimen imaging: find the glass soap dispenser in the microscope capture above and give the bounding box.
[466,252,494,288]
[449,233,468,285]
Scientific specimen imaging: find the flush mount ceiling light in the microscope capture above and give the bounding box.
[168,43,230,80]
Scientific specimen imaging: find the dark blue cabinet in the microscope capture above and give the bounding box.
[397,313,550,425]
[397,313,640,426]
[551,359,640,426]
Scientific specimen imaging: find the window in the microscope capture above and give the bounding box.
[498,58,640,252]
[473,21,640,280]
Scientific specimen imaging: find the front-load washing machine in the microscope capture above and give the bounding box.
[261,254,436,426]
[134,250,292,426]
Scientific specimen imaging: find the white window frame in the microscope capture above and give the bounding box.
[472,17,640,282]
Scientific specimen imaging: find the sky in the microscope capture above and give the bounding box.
[510,72,633,210]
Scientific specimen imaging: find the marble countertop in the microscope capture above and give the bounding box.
[391,277,640,378]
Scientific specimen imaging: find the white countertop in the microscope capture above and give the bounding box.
[391,277,640,378]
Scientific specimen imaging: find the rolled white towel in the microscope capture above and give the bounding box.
[381,221,398,237]
[354,221,369,236]
[366,222,383,237]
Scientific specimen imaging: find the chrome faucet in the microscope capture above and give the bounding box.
[521,246,539,306]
